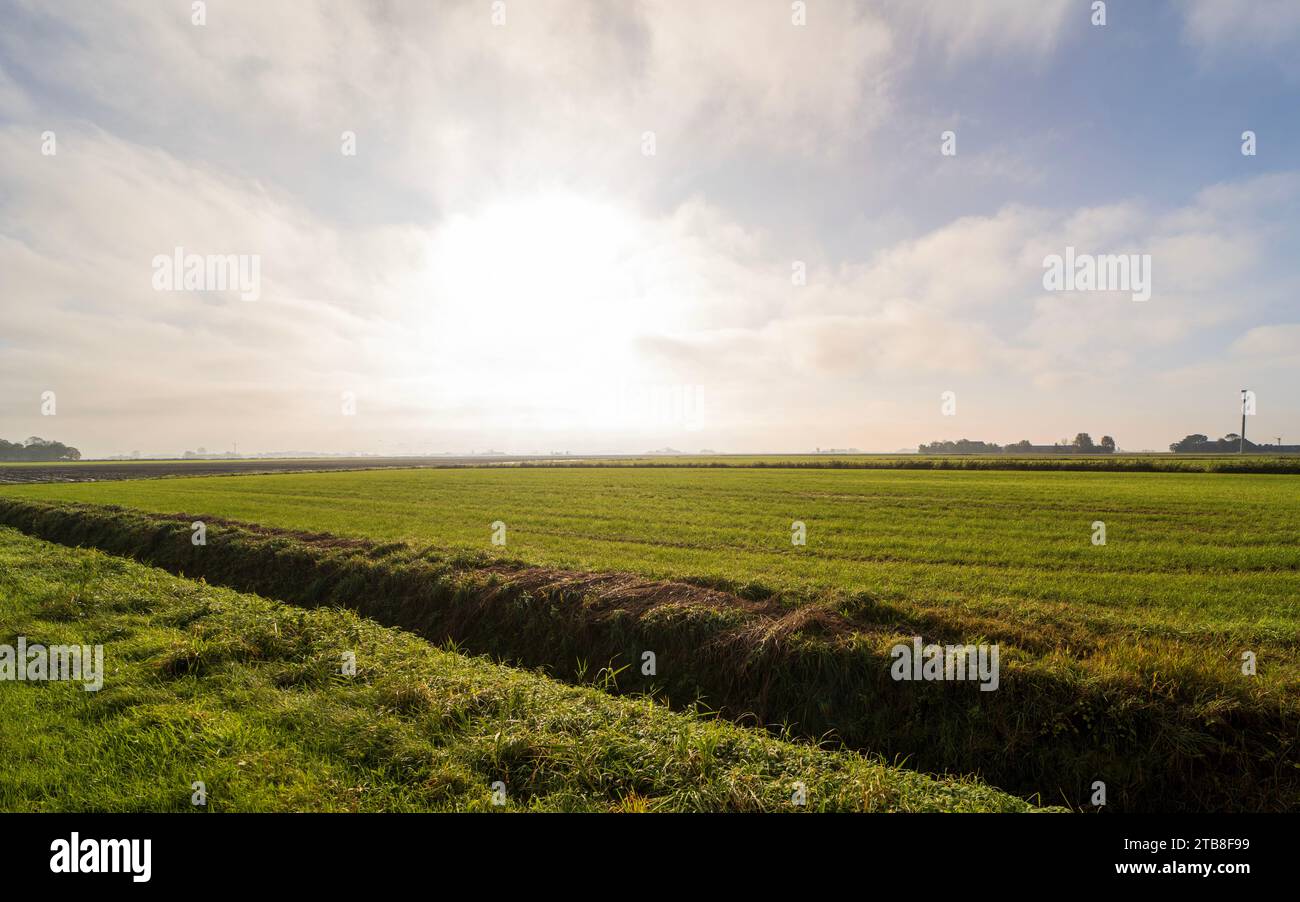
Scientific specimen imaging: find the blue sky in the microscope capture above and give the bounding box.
[1,0,1297,456]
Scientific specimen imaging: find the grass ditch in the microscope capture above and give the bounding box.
[0,526,1037,812]
[1,497,1295,812]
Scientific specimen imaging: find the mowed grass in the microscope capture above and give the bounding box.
[527,454,1300,473]
[5,466,1299,660]
[0,527,1037,813]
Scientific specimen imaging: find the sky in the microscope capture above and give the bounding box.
[1,0,1297,457]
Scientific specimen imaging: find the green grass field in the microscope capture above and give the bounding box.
[5,466,1298,649]
[0,526,1037,812]
[3,464,1297,810]
[531,453,1300,473]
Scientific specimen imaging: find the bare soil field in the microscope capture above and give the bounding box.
[0,456,555,484]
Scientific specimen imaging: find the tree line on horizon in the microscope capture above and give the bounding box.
[919,434,1116,454]
[1169,433,1300,453]
[0,437,82,461]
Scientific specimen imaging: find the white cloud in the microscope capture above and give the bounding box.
[888,0,1076,63]
[1230,324,1300,362]
[635,174,1294,405]
[1180,0,1300,85]
[0,62,33,117]
[1182,0,1300,63]
[1,3,1294,455]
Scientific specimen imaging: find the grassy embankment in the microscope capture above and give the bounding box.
[0,525,1036,812]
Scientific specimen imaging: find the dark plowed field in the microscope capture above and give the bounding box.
[0,456,561,484]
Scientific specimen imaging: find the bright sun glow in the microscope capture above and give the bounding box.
[426,192,651,351]
[410,191,682,428]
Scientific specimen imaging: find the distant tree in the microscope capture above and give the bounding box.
[1099,435,1116,453]
[1072,433,1095,452]
[0,436,80,461]
[918,439,1003,454]
[1169,434,1209,453]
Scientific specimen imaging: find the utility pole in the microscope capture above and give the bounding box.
[1239,389,1248,454]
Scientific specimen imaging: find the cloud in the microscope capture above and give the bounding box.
[0,0,1099,222]
[0,0,902,216]
[637,173,1296,400]
[0,124,427,444]
[1230,324,1300,362]
[0,61,33,117]
[1182,0,1300,72]
[4,94,1292,454]
[1,2,1294,454]
[885,0,1076,63]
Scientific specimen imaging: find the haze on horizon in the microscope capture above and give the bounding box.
[2,0,1297,459]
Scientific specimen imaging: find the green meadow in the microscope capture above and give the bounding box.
[5,466,1298,652]
[3,465,1297,810]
